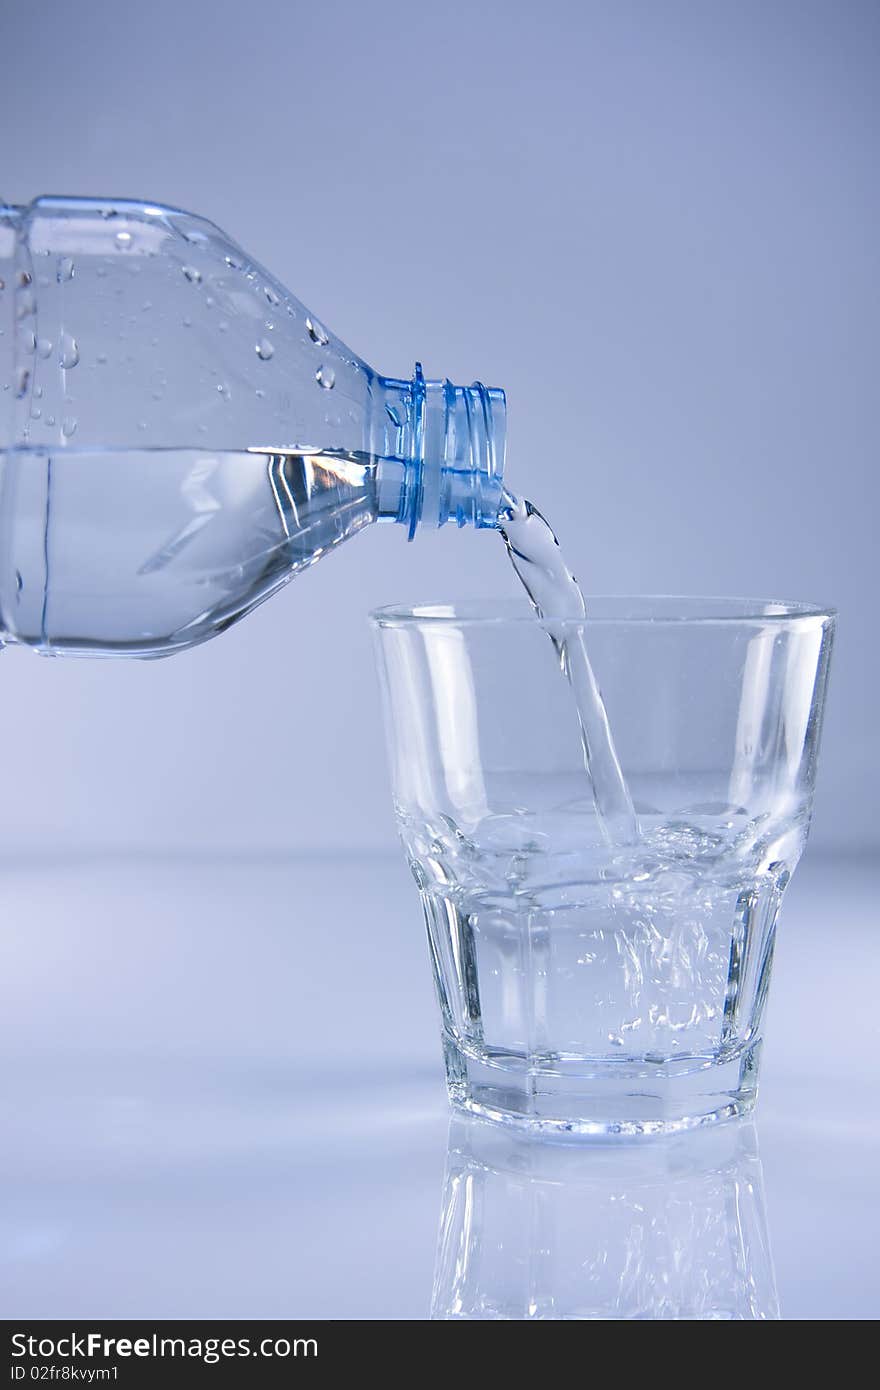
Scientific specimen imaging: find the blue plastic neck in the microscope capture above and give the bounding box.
[372,364,506,537]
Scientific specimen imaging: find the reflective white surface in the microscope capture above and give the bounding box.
[0,852,877,1319]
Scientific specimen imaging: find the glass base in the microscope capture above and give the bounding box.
[443,1036,761,1139]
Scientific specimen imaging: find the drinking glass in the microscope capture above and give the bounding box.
[371,597,835,1136]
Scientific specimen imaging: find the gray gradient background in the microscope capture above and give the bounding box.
[0,0,876,855]
[1,0,879,1325]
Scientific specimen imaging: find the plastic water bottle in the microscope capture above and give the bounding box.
[0,196,505,656]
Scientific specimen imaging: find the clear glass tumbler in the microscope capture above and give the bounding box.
[371,597,835,1136]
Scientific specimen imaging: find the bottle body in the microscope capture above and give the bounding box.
[0,444,381,655]
[0,197,505,655]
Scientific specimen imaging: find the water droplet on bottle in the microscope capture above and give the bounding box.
[59,333,80,369]
[46,415,56,427]
[17,270,32,288]
[264,286,280,306]
[36,337,52,359]
[115,230,133,250]
[216,383,230,400]
[34,385,43,398]
[316,365,335,390]
[18,328,36,354]
[57,257,75,283]
[182,316,192,328]
[30,407,41,420]
[256,338,275,361]
[255,388,265,399]
[306,318,329,346]
[16,290,35,320]
[61,416,77,438]
[224,254,242,271]
[218,320,229,333]
[96,353,108,365]
[15,367,30,399]
[182,266,202,284]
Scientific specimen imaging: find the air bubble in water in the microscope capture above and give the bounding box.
[264,286,280,306]
[316,365,335,390]
[256,338,275,361]
[59,333,80,369]
[216,383,230,400]
[224,254,242,270]
[306,318,328,346]
[57,257,75,283]
[17,270,32,287]
[15,367,30,399]
[115,230,133,249]
[182,266,202,284]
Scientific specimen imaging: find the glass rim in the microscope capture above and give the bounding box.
[370,595,837,629]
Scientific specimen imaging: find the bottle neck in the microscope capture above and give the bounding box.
[370,364,506,538]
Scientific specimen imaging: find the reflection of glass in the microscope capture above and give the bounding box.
[432,1117,779,1320]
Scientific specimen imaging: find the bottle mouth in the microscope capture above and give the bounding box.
[372,365,506,535]
[408,364,506,537]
